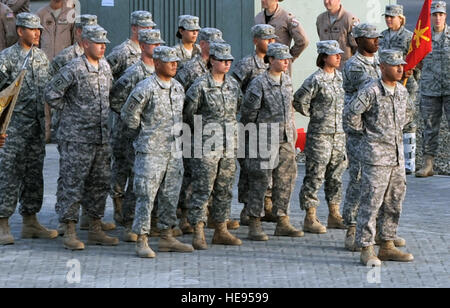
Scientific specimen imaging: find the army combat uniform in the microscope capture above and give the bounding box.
[45,26,113,224]
[184,45,242,227]
[109,29,164,226]
[173,15,201,71]
[108,11,156,207]
[231,24,276,214]
[294,41,347,220]
[342,24,382,228]
[344,50,412,251]
[419,2,450,162]
[0,15,49,220]
[121,48,185,235]
[379,4,418,173]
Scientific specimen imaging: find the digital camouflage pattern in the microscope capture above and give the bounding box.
[121,73,185,234]
[107,39,141,80]
[49,42,83,76]
[44,54,113,223]
[344,79,410,247]
[420,25,450,157]
[240,71,297,218]
[109,60,154,223]
[184,73,242,225]
[294,69,346,210]
[175,54,208,91]
[341,51,381,226]
[173,43,201,71]
[231,53,268,94]
[0,43,49,218]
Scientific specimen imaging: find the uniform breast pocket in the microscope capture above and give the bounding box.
[204,89,223,116]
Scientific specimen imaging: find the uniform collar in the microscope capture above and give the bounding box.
[206,72,229,88]
[82,54,101,73]
[139,60,154,75]
[432,24,449,42]
[127,39,141,55]
[328,5,345,22]
[253,52,267,69]
[154,74,173,89]
[264,70,288,86]
[355,51,380,66]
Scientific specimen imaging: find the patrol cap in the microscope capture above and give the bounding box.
[16,13,43,29]
[266,43,293,60]
[383,5,403,17]
[431,1,446,14]
[82,25,110,44]
[209,43,234,61]
[75,14,97,28]
[138,29,165,45]
[131,11,156,27]
[153,46,180,62]
[176,15,201,39]
[316,40,344,55]
[379,49,407,65]
[352,23,382,39]
[251,24,278,40]
[198,28,225,43]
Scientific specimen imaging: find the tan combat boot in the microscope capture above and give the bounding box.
[57,223,66,236]
[150,217,160,237]
[240,206,250,226]
[192,222,208,250]
[21,214,58,239]
[158,229,194,252]
[179,209,194,234]
[248,217,269,241]
[87,218,119,246]
[360,245,381,266]
[415,155,434,177]
[274,216,304,237]
[63,221,85,250]
[212,222,242,246]
[171,227,183,237]
[378,240,414,262]
[303,208,327,234]
[136,234,155,258]
[327,204,346,229]
[226,219,240,230]
[375,235,406,247]
[0,218,14,245]
[112,196,124,226]
[122,222,138,242]
[345,225,361,252]
[80,210,116,231]
[261,196,277,222]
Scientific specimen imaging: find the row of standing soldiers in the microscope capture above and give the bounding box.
[0,1,448,266]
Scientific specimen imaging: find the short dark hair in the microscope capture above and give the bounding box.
[176,27,184,39]
[316,53,328,69]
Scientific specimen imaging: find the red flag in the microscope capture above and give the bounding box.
[404,0,433,71]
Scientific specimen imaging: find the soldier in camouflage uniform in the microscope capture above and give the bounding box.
[121,46,194,258]
[184,43,242,250]
[341,23,381,251]
[109,29,164,242]
[240,43,304,241]
[294,40,347,235]
[107,10,156,225]
[0,13,58,245]
[231,24,278,226]
[45,25,119,250]
[380,4,419,174]
[416,1,450,178]
[344,49,415,266]
[174,28,225,234]
[173,15,201,71]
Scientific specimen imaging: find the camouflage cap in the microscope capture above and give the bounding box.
[316,40,344,55]
[178,15,201,31]
[383,5,403,17]
[75,14,97,28]
[251,24,278,40]
[16,12,43,29]
[153,46,180,62]
[352,23,382,39]
[379,49,407,65]
[431,1,446,14]
[266,43,293,60]
[198,28,225,43]
[82,25,110,44]
[209,43,234,61]
[138,29,165,45]
[131,11,156,27]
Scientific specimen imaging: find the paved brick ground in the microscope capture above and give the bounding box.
[0,144,449,288]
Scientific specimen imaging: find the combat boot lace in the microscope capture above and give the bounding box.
[303,208,327,234]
